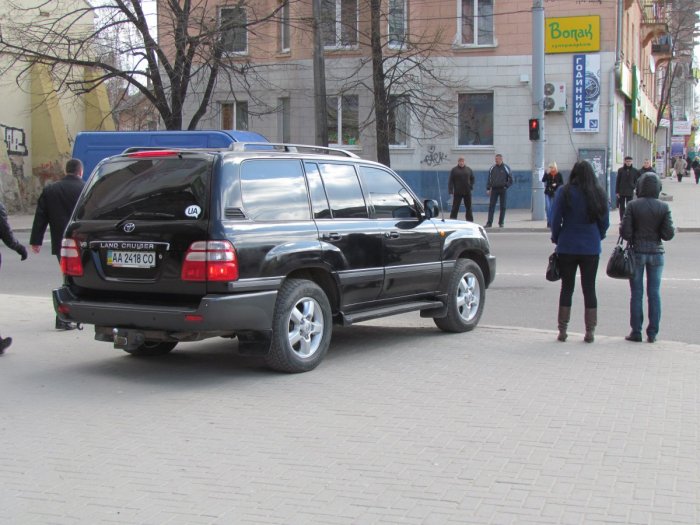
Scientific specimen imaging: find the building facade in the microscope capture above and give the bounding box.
[0,0,115,212]
[171,0,691,210]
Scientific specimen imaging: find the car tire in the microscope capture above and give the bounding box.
[434,259,485,333]
[123,341,177,357]
[266,279,332,373]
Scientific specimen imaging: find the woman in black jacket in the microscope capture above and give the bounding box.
[620,173,675,343]
[542,161,564,228]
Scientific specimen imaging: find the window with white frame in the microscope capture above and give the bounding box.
[321,0,358,48]
[388,95,409,146]
[221,6,247,53]
[221,101,249,130]
[458,93,493,146]
[327,95,359,145]
[277,97,291,142]
[388,0,407,48]
[459,0,493,46]
[279,1,290,52]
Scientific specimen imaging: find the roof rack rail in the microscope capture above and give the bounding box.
[229,142,359,158]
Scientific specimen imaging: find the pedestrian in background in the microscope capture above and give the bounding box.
[542,161,564,228]
[621,172,675,343]
[485,153,513,228]
[550,160,610,343]
[448,156,475,222]
[639,158,655,175]
[637,158,656,196]
[616,156,640,221]
[1,200,28,353]
[692,157,700,184]
[30,158,85,330]
[673,155,686,182]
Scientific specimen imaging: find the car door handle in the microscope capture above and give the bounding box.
[322,233,343,241]
[385,231,400,239]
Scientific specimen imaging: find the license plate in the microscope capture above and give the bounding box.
[107,250,156,268]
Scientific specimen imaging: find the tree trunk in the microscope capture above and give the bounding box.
[313,0,328,146]
[370,0,390,166]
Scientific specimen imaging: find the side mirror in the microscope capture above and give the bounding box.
[423,199,440,219]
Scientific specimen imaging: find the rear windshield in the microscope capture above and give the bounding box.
[74,155,213,221]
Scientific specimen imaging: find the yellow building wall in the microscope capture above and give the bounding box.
[31,64,71,183]
[84,68,116,131]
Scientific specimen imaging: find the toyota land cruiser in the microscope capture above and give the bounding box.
[53,144,496,372]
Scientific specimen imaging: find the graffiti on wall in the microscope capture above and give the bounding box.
[420,145,449,167]
[1,124,28,156]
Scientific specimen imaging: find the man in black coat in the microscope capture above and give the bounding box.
[615,156,640,221]
[30,158,85,329]
[448,157,476,222]
[30,159,85,256]
[485,153,513,228]
[1,200,28,352]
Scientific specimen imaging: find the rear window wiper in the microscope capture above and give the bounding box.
[111,211,179,223]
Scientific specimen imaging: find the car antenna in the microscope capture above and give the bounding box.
[435,169,446,222]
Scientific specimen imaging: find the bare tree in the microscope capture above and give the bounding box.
[0,0,285,130]
[325,0,461,166]
[654,0,700,128]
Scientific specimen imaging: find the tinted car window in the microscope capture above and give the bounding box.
[240,159,310,221]
[359,166,417,219]
[75,156,212,220]
[304,162,332,219]
[318,163,368,219]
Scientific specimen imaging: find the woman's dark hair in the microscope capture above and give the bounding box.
[566,160,608,222]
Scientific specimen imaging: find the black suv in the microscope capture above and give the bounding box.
[54,144,496,372]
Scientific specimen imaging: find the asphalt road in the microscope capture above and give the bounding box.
[3,230,698,344]
[482,232,700,345]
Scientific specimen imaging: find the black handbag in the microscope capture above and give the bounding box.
[606,236,635,279]
[546,252,560,282]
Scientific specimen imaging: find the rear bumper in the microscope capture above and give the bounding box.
[53,286,277,333]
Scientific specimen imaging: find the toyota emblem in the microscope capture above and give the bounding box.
[123,222,136,233]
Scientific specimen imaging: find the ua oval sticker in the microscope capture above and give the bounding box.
[185,205,202,218]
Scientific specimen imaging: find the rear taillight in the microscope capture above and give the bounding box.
[60,238,84,276]
[181,241,238,282]
[127,150,179,158]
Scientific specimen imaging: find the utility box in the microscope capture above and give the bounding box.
[544,82,567,112]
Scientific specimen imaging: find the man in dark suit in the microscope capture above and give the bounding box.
[615,156,640,221]
[448,157,476,222]
[30,158,85,330]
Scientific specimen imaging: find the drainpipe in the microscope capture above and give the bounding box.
[608,0,624,199]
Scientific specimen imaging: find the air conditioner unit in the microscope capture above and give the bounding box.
[544,81,567,112]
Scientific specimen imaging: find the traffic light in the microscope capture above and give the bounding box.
[529,118,540,141]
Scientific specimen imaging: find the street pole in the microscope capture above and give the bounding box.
[531,0,545,221]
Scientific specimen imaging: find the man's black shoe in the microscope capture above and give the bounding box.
[0,337,12,354]
[484,223,492,228]
[625,334,642,342]
[647,336,657,343]
[55,318,76,331]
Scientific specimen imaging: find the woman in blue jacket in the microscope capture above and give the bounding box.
[551,161,610,342]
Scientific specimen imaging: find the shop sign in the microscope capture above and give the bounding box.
[573,54,601,133]
[546,16,601,54]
